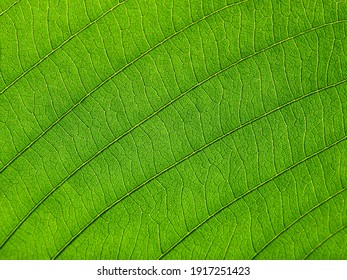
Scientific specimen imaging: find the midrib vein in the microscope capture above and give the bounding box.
[0,0,249,173]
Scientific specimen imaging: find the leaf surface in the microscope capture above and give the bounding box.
[0,0,346,259]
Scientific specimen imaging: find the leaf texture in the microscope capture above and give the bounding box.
[0,0,346,260]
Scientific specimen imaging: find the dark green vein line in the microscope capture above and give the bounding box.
[252,187,347,259]
[0,0,249,173]
[0,0,129,94]
[0,0,20,16]
[304,224,347,259]
[0,21,344,248]
[158,137,346,260]
[51,82,346,260]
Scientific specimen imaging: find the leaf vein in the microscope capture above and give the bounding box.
[304,224,347,259]
[252,187,347,259]
[0,0,20,16]
[158,138,346,259]
[1,23,345,250]
[0,0,250,172]
[0,0,129,94]
[50,83,346,259]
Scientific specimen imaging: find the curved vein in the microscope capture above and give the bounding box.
[251,187,347,259]
[1,20,345,248]
[51,83,346,260]
[158,137,346,259]
[0,0,129,94]
[0,0,20,16]
[0,0,249,173]
[2,19,345,174]
[304,224,347,259]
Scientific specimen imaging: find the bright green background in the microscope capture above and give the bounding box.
[0,0,346,259]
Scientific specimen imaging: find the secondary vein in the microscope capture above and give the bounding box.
[51,87,346,260]
[0,0,249,173]
[1,21,345,251]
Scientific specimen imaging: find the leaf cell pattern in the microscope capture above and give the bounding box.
[0,0,346,259]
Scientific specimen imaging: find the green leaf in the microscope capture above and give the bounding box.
[0,0,346,260]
